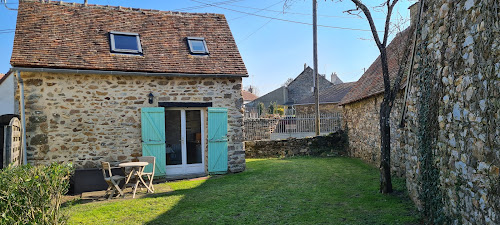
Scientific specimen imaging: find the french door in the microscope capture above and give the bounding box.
[164,108,205,176]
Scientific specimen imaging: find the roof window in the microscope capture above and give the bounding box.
[109,31,142,54]
[187,37,209,54]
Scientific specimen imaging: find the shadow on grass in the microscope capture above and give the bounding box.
[138,158,420,225]
[63,158,419,224]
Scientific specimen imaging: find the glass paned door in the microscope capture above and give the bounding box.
[186,110,202,164]
[165,108,205,177]
[165,110,182,166]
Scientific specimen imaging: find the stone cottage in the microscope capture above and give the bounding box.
[294,82,354,115]
[8,0,248,177]
[339,28,410,176]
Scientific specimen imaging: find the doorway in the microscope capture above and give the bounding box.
[164,108,205,177]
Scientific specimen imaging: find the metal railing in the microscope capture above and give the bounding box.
[243,113,342,141]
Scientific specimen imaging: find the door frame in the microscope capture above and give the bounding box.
[164,107,206,176]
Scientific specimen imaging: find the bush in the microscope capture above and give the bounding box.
[0,163,74,225]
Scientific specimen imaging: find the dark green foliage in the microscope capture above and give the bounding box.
[0,163,74,225]
[415,54,450,224]
[257,102,265,116]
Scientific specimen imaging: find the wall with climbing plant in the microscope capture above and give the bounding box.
[402,0,499,224]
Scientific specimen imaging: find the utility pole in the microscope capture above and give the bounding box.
[313,0,320,136]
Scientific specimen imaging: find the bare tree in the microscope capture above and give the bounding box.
[282,0,414,193]
[343,0,414,193]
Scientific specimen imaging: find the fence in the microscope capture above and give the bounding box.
[243,113,342,141]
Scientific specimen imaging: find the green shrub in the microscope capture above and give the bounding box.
[0,163,74,225]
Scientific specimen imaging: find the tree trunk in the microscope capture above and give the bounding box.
[379,99,393,193]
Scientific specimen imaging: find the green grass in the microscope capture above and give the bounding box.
[64,157,419,224]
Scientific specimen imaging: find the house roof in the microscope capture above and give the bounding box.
[242,90,258,102]
[10,1,247,76]
[339,29,411,105]
[295,82,355,105]
[0,71,10,85]
[247,86,287,107]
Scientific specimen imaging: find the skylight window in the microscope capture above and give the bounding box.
[187,37,209,54]
[109,31,142,54]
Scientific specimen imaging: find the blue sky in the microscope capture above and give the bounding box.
[0,0,415,95]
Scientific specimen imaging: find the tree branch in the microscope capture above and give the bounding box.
[382,0,399,46]
[350,0,382,48]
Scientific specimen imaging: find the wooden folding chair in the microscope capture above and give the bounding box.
[138,156,155,193]
[101,161,125,199]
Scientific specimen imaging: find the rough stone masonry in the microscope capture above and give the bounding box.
[342,0,499,224]
[16,72,246,173]
[402,0,499,223]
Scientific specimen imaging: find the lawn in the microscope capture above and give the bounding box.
[64,157,419,224]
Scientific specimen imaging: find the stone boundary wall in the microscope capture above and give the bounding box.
[342,1,499,224]
[244,131,347,158]
[402,0,499,223]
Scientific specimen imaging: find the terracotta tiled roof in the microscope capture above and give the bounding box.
[11,1,247,76]
[339,29,411,105]
[242,90,258,101]
[295,82,355,105]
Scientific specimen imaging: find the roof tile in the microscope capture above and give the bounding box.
[340,29,411,105]
[295,82,355,105]
[11,1,248,76]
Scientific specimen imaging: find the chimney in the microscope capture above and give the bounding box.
[331,72,343,85]
[409,2,420,26]
[304,63,307,70]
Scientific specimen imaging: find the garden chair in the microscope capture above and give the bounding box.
[137,156,155,193]
[101,161,125,199]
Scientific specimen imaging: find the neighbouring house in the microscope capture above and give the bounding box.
[242,90,258,105]
[9,1,248,181]
[247,65,333,111]
[0,72,16,115]
[330,72,343,85]
[294,82,354,115]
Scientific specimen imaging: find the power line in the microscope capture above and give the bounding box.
[229,0,284,21]
[172,0,244,12]
[189,0,378,32]
[225,3,384,20]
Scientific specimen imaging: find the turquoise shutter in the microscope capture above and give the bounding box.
[208,108,228,174]
[141,107,166,177]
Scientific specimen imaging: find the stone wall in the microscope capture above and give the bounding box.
[342,93,406,176]
[294,103,341,115]
[244,131,347,158]
[17,72,246,173]
[401,0,499,223]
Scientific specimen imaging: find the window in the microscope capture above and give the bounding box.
[109,31,142,54]
[187,37,209,54]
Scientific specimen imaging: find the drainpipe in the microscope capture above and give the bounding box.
[399,0,425,128]
[16,70,28,165]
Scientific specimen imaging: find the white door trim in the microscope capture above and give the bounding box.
[164,107,206,176]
